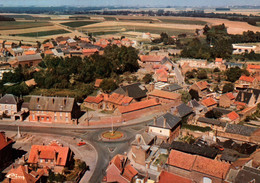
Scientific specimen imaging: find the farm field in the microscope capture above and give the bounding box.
[158,18,207,25]
[0,21,52,30]
[14,29,70,37]
[61,21,100,28]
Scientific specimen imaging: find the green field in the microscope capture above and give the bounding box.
[69,16,90,20]
[61,21,100,28]
[159,18,207,25]
[14,29,70,37]
[0,21,52,30]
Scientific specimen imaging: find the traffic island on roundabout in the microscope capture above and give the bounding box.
[101,130,125,141]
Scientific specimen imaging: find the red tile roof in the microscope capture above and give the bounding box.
[84,94,104,104]
[82,48,99,53]
[24,50,36,55]
[192,155,230,179]
[227,111,239,121]
[215,58,223,62]
[44,49,53,55]
[149,89,181,100]
[247,64,260,70]
[118,98,160,114]
[28,143,70,166]
[239,75,255,83]
[225,92,235,100]
[167,150,196,170]
[196,81,208,90]
[0,132,13,151]
[201,97,217,107]
[94,79,103,87]
[103,93,133,105]
[158,170,192,183]
[139,55,165,62]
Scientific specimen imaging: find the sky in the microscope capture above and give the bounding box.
[0,0,260,7]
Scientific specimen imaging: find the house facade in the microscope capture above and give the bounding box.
[0,94,20,116]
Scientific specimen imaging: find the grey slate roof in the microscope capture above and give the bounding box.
[29,96,74,112]
[176,103,193,118]
[235,166,260,183]
[220,152,238,162]
[113,83,147,100]
[235,91,253,104]
[162,83,182,92]
[131,132,155,146]
[149,113,181,129]
[17,54,42,62]
[197,117,226,127]
[0,94,18,104]
[213,107,233,115]
[225,124,257,136]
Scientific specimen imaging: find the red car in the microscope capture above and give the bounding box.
[77,142,86,146]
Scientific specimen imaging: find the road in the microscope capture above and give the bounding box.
[173,63,185,86]
[0,122,150,183]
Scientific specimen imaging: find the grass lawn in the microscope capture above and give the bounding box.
[61,21,100,28]
[159,18,207,25]
[0,21,52,30]
[153,154,168,166]
[102,131,123,139]
[14,29,70,37]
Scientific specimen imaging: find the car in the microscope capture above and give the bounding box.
[77,142,86,146]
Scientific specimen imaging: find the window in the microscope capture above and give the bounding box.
[45,159,48,163]
[65,117,68,122]
[54,116,57,121]
[32,115,35,120]
[41,117,44,121]
[47,117,49,121]
[40,159,43,163]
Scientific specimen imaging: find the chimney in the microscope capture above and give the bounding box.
[153,117,157,125]
[24,165,28,174]
[163,117,167,128]
[241,92,245,102]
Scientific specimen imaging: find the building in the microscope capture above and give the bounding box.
[131,132,156,166]
[15,54,42,67]
[178,58,207,68]
[83,94,104,110]
[106,154,138,183]
[28,141,73,173]
[166,150,231,183]
[157,170,192,183]
[236,75,258,89]
[235,91,258,107]
[3,165,44,183]
[201,97,217,110]
[195,117,226,131]
[139,55,170,66]
[148,113,182,143]
[28,96,80,124]
[219,92,235,108]
[190,81,209,98]
[232,44,257,54]
[113,83,147,101]
[171,103,193,118]
[0,132,14,171]
[0,94,20,117]
[247,64,260,74]
[148,89,181,104]
[102,93,133,111]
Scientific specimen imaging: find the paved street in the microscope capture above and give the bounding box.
[173,63,185,86]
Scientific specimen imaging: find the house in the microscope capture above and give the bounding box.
[148,113,182,143]
[113,83,147,101]
[106,154,138,183]
[102,93,133,111]
[157,170,192,183]
[178,58,207,68]
[3,165,44,183]
[171,103,193,118]
[190,81,209,98]
[161,83,182,92]
[166,150,231,183]
[4,42,15,49]
[52,48,64,57]
[117,98,161,120]
[28,141,73,174]
[94,79,103,88]
[16,54,42,67]
[225,62,244,69]
[28,96,80,124]
[235,91,257,107]
[232,44,257,54]
[226,111,240,124]
[131,132,156,166]
[154,68,168,82]
[201,97,217,110]
[234,166,260,183]
[195,117,226,131]
[83,94,104,110]
[148,89,181,104]
[219,92,235,108]
[82,48,99,57]
[236,75,258,89]
[139,55,170,66]
[0,94,20,117]
[187,99,207,115]
[0,132,14,171]
[247,64,260,74]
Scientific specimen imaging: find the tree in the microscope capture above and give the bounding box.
[205,110,222,119]
[48,170,55,183]
[100,79,118,93]
[213,67,220,72]
[225,67,248,82]
[142,74,153,84]
[197,69,208,79]
[222,83,234,93]
[189,89,199,101]
[179,90,192,104]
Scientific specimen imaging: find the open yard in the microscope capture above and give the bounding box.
[14,29,70,37]
[61,21,100,28]
[0,21,52,30]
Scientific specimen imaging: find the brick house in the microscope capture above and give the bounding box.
[148,113,182,143]
[3,165,44,183]
[190,81,209,98]
[148,89,181,104]
[157,170,192,183]
[83,94,104,110]
[247,64,260,74]
[28,96,80,124]
[0,94,20,117]
[28,141,73,174]
[201,97,217,110]
[226,111,240,124]
[166,150,231,183]
[131,132,156,166]
[236,75,258,89]
[0,132,14,172]
[194,117,226,132]
[106,154,138,183]
[15,54,42,67]
[219,92,235,108]
[139,55,170,66]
